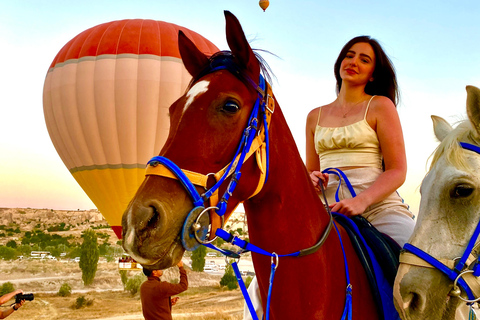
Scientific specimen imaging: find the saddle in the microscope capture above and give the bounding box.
[334,213,401,320]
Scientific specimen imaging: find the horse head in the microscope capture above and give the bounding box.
[394,86,480,319]
[121,11,269,270]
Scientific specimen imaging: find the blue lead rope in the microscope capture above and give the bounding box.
[333,220,353,320]
[232,261,260,320]
[266,261,277,320]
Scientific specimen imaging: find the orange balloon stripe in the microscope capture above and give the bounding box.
[49,19,218,68]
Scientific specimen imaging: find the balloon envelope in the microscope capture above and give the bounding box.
[43,19,218,239]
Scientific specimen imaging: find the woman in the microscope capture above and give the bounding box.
[305,36,415,247]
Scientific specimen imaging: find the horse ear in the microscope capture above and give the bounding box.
[224,11,260,82]
[178,30,210,78]
[431,115,452,142]
[466,85,480,137]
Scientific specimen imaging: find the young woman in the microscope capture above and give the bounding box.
[305,36,415,247]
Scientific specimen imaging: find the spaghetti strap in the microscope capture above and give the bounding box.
[316,107,322,126]
[364,96,376,120]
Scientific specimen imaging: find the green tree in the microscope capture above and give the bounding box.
[220,265,238,290]
[45,245,61,257]
[79,229,99,286]
[6,240,17,249]
[191,245,206,271]
[18,244,32,256]
[0,246,16,260]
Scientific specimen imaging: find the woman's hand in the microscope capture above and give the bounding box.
[329,196,369,217]
[309,171,329,192]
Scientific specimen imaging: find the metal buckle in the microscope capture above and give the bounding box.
[265,94,274,114]
[271,252,279,270]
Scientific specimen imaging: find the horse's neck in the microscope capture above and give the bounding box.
[245,106,328,253]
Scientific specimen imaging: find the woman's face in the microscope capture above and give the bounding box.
[340,42,376,86]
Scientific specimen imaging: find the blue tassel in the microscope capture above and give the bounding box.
[341,290,352,320]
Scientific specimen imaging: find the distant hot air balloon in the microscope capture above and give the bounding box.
[259,0,270,11]
[43,19,218,239]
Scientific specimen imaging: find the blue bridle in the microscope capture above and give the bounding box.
[146,68,272,250]
[401,142,480,303]
[143,65,341,320]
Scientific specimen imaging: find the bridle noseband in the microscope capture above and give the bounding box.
[401,142,480,303]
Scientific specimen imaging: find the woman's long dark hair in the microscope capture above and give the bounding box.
[334,36,399,106]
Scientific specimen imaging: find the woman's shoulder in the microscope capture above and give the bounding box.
[369,95,397,115]
[307,103,333,125]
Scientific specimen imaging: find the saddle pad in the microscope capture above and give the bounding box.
[351,215,401,286]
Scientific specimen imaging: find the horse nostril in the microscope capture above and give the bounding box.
[404,291,424,313]
[147,205,160,228]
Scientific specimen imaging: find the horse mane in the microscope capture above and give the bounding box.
[429,119,479,172]
[187,50,274,91]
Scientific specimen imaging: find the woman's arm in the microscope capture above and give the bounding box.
[305,108,328,192]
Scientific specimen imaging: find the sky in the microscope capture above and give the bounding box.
[1,0,480,217]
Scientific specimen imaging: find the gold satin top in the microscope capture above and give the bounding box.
[314,96,383,171]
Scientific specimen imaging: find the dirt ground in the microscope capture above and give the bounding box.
[0,260,245,320]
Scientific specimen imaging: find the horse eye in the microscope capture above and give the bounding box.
[451,184,474,198]
[222,101,240,114]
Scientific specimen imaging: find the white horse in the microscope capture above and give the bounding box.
[394,85,480,319]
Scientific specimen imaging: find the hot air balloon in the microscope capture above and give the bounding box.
[259,0,270,11]
[43,19,219,239]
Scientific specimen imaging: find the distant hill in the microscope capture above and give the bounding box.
[0,207,114,245]
[0,208,105,228]
[0,207,248,244]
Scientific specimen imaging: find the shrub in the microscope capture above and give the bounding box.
[245,276,253,289]
[0,282,15,296]
[73,295,94,309]
[220,265,238,290]
[125,274,146,296]
[119,270,128,289]
[58,283,72,297]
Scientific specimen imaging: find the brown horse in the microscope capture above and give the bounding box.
[122,11,379,319]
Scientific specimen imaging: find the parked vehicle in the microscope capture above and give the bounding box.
[203,266,216,272]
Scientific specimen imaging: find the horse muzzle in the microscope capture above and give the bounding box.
[394,264,462,320]
[121,199,186,267]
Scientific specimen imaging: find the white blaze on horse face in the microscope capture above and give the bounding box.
[184,80,210,115]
